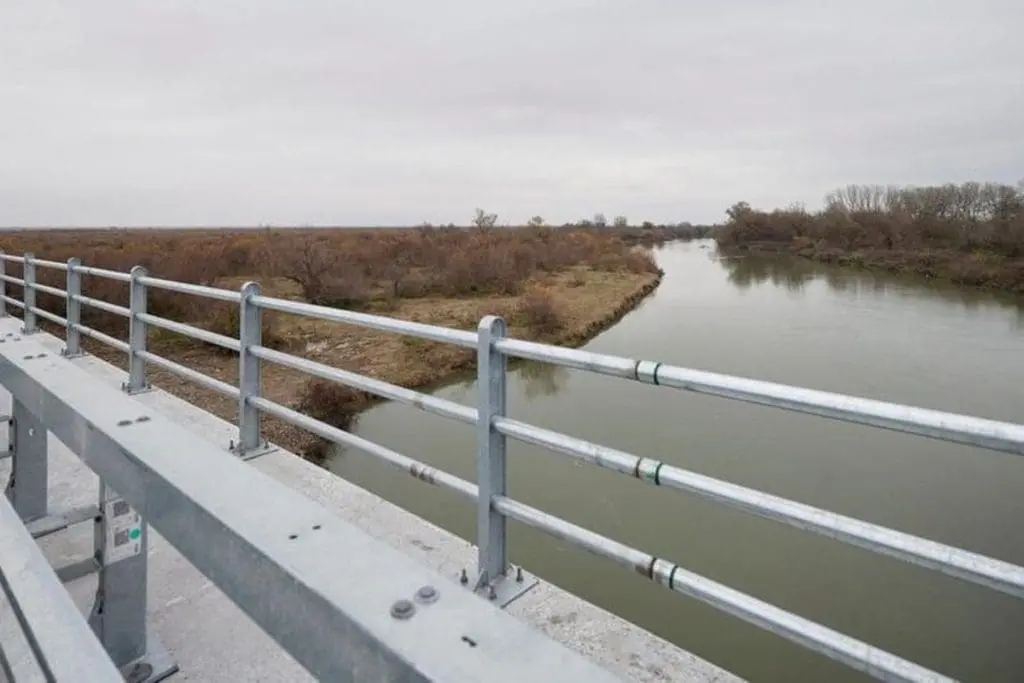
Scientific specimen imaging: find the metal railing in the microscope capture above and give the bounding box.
[2,250,1023,682]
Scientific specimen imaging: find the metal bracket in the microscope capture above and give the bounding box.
[120,381,153,396]
[56,556,101,584]
[26,503,99,539]
[60,347,85,359]
[462,564,540,609]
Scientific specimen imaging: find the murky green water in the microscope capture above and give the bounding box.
[328,241,1024,682]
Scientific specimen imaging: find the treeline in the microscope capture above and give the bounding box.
[419,209,714,246]
[716,182,1024,291]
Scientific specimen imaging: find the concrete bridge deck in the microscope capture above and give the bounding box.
[0,320,739,683]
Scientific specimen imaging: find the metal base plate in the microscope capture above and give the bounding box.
[119,636,179,683]
[235,443,279,462]
[120,382,153,396]
[466,565,540,609]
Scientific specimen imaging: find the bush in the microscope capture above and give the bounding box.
[516,288,563,336]
[296,379,370,432]
[204,307,289,354]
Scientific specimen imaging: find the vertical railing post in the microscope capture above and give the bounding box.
[476,315,508,596]
[22,252,36,334]
[124,266,148,394]
[3,399,48,522]
[0,253,7,318]
[88,482,177,681]
[236,281,262,456]
[64,257,82,357]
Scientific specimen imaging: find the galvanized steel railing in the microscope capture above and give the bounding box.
[2,250,1023,682]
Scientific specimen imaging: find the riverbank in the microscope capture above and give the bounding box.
[55,264,661,461]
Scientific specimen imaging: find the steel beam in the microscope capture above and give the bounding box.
[0,336,623,683]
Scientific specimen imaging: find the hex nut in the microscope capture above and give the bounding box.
[390,599,416,620]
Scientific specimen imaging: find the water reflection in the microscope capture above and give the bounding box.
[720,253,816,292]
[719,252,1024,321]
[516,360,569,400]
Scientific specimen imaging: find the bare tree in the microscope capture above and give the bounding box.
[527,215,546,228]
[472,208,498,230]
[613,215,628,228]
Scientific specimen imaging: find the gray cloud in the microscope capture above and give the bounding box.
[1,0,1021,226]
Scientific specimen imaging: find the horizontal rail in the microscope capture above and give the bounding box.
[251,295,478,348]
[251,345,477,425]
[494,496,950,683]
[32,283,66,298]
[0,336,619,683]
[494,417,1024,599]
[137,313,240,352]
[137,350,240,399]
[72,323,130,353]
[495,340,1024,456]
[136,276,241,303]
[0,253,24,263]
[0,490,122,681]
[1,295,25,310]
[250,395,478,500]
[30,307,67,327]
[28,258,68,271]
[70,265,131,282]
[0,274,24,286]
[73,294,130,318]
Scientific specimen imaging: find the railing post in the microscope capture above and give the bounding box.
[88,481,177,681]
[64,257,82,357]
[476,315,509,594]
[236,281,263,456]
[22,252,36,334]
[124,266,148,394]
[3,399,48,522]
[0,253,7,318]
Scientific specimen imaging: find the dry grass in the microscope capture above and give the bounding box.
[0,227,661,460]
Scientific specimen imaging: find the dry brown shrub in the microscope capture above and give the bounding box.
[516,287,563,336]
[203,307,289,355]
[296,379,370,432]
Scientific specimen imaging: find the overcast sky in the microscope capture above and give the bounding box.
[1,1,1021,227]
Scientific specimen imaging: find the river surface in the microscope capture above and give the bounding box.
[328,241,1024,682]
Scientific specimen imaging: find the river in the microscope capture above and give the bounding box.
[328,240,1024,682]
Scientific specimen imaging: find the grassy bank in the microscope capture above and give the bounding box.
[716,182,1024,293]
[0,226,661,460]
